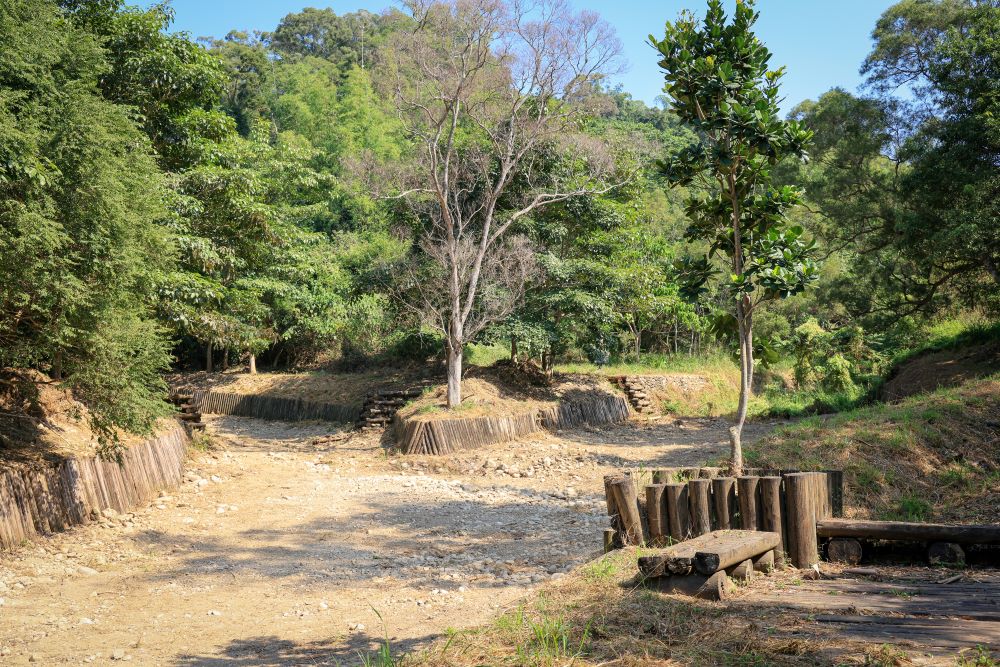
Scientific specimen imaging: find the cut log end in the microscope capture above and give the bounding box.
[927,541,965,566]
[827,538,863,565]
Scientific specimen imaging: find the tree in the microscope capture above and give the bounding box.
[381,0,626,408]
[1,0,172,453]
[875,0,1000,309]
[651,0,817,474]
[270,7,409,70]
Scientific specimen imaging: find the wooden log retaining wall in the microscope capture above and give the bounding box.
[0,425,189,551]
[194,390,360,424]
[604,466,843,569]
[398,393,631,455]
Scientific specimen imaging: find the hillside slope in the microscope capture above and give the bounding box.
[747,375,1000,523]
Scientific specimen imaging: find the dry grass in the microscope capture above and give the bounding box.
[399,549,896,667]
[396,371,621,422]
[747,375,1000,523]
[168,368,432,405]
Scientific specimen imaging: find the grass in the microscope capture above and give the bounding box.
[465,343,511,368]
[402,549,919,666]
[746,374,1000,523]
[554,351,737,377]
[357,608,400,667]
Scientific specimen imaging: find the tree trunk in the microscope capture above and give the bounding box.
[206,345,213,373]
[634,327,641,361]
[222,347,229,371]
[729,296,753,476]
[446,318,463,408]
[511,338,518,364]
[674,319,679,354]
[249,353,257,374]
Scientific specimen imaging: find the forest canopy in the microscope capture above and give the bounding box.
[1,0,997,452]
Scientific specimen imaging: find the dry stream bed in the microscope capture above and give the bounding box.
[0,414,770,665]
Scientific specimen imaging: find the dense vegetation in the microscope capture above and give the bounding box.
[1,0,997,452]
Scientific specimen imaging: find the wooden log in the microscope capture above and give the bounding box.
[711,477,736,530]
[646,484,668,546]
[688,479,712,537]
[637,555,667,578]
[647,571,735,601]
[784,473,819,568]
[816,519,1000,545]
[603,475,619,516]
[812,472,832,520]
[726,558,754,582]
[653,468,678,484]
[752,549,775,573]
[827,538,864,565]
[664,483,688,542]
[692,531,782,575]
[759,476,784,554]
[826,469,844,517]
[609,476,644,546]
[603,528,616,554]
[737,476,760,531]
[928,542,966,565]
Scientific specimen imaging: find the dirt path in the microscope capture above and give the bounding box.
[0,415,776,665]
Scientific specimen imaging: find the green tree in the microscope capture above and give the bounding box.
[651,0,817,474]
[269,8,409,70]
[1,0,172,453]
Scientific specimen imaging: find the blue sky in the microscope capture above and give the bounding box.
[154,0,896,111]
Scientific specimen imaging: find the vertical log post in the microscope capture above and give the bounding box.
[653,468,677,484]
[646,484,667,547]
[784,473,818,568]
[737,476,760,531]
[826,470,844,517]
[664,483,688,542]
[603,474,624,549]
[810,472,832,521]
[603,528,616,554]
[688,479,712,537]
[759,476,784,560]
[609,476,644,546]
[711,477,736,530]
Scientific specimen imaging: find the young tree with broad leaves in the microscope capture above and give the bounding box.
[651,0,818,475]
[381,0,627,408]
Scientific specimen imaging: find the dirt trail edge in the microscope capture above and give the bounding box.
[0,414,775,665]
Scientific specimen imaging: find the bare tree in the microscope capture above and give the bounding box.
[380,0,626,408]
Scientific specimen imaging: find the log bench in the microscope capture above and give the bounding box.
[636,530,781,600]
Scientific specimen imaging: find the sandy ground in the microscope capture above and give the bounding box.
[0,415,776,666]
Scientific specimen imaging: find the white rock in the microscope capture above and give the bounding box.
[207,610,222,616]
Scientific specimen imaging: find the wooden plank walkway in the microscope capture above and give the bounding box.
[754,571,1000,657]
